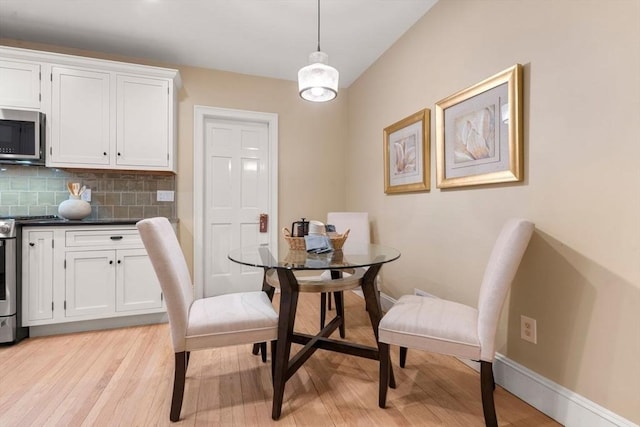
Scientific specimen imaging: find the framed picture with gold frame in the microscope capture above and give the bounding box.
[383,109,430,194]
[435,64,523,189]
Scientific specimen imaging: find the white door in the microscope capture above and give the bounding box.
[194,107,278,298]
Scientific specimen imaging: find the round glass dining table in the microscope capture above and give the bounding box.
[228,244,400,271]
[228,244,401,420]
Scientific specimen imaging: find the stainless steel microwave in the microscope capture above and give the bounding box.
[0,109,45,166]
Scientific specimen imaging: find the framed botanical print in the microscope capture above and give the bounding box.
[435,64,523,189]
[383,109,430,194]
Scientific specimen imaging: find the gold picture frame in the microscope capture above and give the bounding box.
[435,64,523,189]
[383,109,430,194]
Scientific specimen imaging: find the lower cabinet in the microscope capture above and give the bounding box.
[65,250,116,318]
[116,248,164,312]
[22,224,165,327]
[22,230,55,322]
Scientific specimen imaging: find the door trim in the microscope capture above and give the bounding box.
[193,105,278,298]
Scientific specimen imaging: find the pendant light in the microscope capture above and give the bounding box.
[298,0,339,102]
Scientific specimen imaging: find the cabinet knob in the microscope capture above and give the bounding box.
[109,260,114,265]
[103,152,107,156]
[117,260,121,264]
[29,242,35,246]
[117,152,121,156]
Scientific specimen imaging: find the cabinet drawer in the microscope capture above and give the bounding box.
[65,229,142,247]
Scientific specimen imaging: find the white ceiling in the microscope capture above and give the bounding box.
[0,0,438,87]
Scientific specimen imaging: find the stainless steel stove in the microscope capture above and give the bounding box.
[0,217,24,343]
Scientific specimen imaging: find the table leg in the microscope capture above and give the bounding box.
[334,291,345,338]
[330,270,346,338]
[320,292,327,329]
[360,264,396,388]
[272,269,299,420]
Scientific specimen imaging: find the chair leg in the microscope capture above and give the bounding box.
[480,361,498,427]
[327,291,332,310]
[260,342,267,362]
[185,351,190,368]
[320,292,327,329]
[379,342,390,408]
[170,351,187,422]
[251,343,261,355]
[399,346,407,368]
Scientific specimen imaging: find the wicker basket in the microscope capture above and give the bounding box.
[282,227,349,251]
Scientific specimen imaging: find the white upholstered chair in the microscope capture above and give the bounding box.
[137,217,279,422]
[319,212,370,334]
[378,218,534,427]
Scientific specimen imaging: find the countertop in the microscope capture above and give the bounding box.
[16,217,179,226]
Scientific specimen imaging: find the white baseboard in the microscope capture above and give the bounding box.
[29,313,168,337]
[459,356,637,427]
[372,291,638,427]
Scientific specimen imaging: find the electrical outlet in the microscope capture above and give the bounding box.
[521,315,537,344]
[157,190,175,202]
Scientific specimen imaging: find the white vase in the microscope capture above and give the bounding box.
[58,196,91,220]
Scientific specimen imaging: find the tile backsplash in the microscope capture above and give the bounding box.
[0,165,176,219]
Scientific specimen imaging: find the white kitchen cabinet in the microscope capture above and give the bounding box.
[116,75,171,169]
[0,59,41,109]
[65,250,115,317]
[22,224,165,328]
[49,66,111,167]
[22,230,54,322]
[116,248,164,312]
[0,45,179,172]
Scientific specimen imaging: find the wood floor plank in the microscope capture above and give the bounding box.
[0,291,560,427]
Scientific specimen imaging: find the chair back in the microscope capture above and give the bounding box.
[137,217,194,352]
[477,218,534,361]
[327,212,370,254]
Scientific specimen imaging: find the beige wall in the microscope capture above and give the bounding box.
[346,0,639,422]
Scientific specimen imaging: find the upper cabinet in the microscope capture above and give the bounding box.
[0,59,41,109]
[116,74,171,169]
[0,46,180,173]
[50,66,112,166]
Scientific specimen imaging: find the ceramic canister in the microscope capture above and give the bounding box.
[58,195,91,220]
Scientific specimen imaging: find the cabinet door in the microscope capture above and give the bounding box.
[116,75,170,169]
[0,59,41,109]
[49,67,111,166]
[23,231,54,323]
[116,248,163,312]
[65,250,115,317]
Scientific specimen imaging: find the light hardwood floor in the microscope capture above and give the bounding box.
[0,291,559,426]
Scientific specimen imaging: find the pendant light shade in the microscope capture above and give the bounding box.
[298,51,339,102]
[298,0,339,102]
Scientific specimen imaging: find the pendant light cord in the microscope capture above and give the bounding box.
[317,0,321,52]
